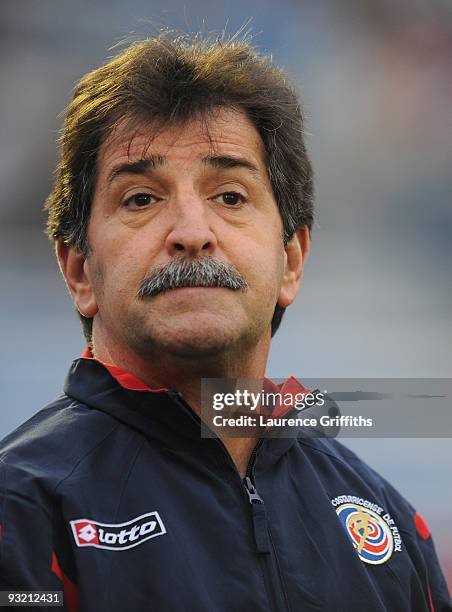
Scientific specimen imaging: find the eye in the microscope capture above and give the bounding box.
[123,193,155,209]
[214,192,246,206]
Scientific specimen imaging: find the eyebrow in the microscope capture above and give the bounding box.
[106,156,165,186]
[106,153,260,187]
[202,155,260,174]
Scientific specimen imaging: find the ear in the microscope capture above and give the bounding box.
[56,240,98,318]
[277,226,310,308]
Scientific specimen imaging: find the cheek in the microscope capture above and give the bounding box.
[88,240,142,304]
[245,242,285,303]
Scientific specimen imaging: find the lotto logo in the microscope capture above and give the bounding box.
[70,512,166,551]
[74,522,99,544]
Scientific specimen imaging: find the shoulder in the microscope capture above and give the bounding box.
[296,436,417,522]
[298,436,399,485]
[297,437,451,606]
[0,394,122,490]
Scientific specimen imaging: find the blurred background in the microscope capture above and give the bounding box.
[1,0,451,588]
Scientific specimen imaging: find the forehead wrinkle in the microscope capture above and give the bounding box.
[99,109,269,187]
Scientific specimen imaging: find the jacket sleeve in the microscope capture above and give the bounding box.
[0,457,79,611]
[412,511,452,612]
[340,443,452,611]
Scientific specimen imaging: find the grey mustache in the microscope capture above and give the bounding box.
[137,256,248,299]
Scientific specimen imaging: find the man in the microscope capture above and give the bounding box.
[0,34,450,612]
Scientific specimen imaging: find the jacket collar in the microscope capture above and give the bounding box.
[65,351,310,467]
[79,346,166,392]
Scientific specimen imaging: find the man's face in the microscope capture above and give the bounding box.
[69,108,305,359]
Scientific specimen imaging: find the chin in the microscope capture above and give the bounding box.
[159,326,242,358]
[126,305,268,359]
[132,315,249,358]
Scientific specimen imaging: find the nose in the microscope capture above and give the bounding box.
[165,192,218,257]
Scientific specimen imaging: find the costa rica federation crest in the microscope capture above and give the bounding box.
[335,503,394,565]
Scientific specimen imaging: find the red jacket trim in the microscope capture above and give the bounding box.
[414,511,431,540]
[51,552,79,612]
[80,347,168,392]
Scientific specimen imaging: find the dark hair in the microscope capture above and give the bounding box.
[45,33,314,344]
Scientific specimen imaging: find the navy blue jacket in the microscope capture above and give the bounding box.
[0,357,450,611]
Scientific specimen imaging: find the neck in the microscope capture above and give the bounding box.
[91,334,271,478]
[92,335,270,407]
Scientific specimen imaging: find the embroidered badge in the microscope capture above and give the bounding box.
[331,495,403,565]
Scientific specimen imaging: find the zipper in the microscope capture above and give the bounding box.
[243,475,271,554]
[242,438,268,554]
[244,437,265,479]
[172,391,291,611]
[243,475,281,612]
[243,444,290,612]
